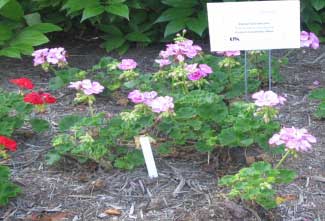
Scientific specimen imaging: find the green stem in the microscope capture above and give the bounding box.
[275,150,291,169]
[88,101,94,117]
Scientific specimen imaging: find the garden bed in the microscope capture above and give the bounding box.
[0,39,324,221]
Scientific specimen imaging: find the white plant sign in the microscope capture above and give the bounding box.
[207,1,300,51]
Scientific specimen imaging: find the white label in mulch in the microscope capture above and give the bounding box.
[140,136,158,178]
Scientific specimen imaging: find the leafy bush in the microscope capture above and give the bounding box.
[0,165,21,206]
[219,161,296,209]
[0,0,61,58]
[46,35,285,170]
[0,89,33,137]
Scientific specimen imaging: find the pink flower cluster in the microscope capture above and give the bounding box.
[269,127,316,152]
[252,90,286,107]
[300,31,319,49]
[128,90,174,113]
[216,51,241,57]
[32,47,67,67]
[155,40,202,67]
[68,79,104,95]
[185,63,213,81]
[118,59,137,71]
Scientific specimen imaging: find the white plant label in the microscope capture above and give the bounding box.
[207,1,300,51]
[139,136,158,178]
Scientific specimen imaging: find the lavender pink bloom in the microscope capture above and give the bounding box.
[118,59,137,71]
[46,47,67,65]
[186,63,213,81]
[147,96,174,113]
[217,51,241,57]
[32,47,67,67]
[252,90,286,107]
[300,31,319,49]
[32,48,49,66]
[128,90,174,113]
[269,127,316,152]
[69,79,104,95]
[127,90,145,103]
[155,59,171,68]
[158,40,202,62]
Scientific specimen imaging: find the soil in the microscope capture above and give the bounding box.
[0,39,324,221]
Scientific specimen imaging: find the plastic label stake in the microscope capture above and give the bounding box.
[139,136,158,178]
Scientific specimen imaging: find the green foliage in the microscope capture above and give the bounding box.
[0,89,33,136]
[219,161,296,209]
[309,88,325,118]
[301,0,325,42]
[0,0,61,58]
[30,118,50,133]
[48,112,151,170]
[218,102,280,150]
[0,165,21,206]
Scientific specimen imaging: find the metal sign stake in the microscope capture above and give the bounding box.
[268,50,272,90]
[244,51,248,100]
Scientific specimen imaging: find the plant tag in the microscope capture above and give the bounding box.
[139,136,158,178]
[207,1,300,51]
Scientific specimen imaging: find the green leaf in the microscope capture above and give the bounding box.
[99,24,123,36]
[11,30,49,46]
[315,102,325,118]
[24,13,42,26]
[45,151,61,165]
[58,115,82,131]
[309,88,325,100]
[0,166,21,206]
[0,0,23,21]
[0,0,10,9]
[30,118,50,133]
[161,0,198,8]
[105,3,129,20]
[0,47,21,58]
[125,32,151,42]
[49,76,65,90]
[81,5,104,22]
[164,19,187,37]
[25,23,62,33]
[155,8,193,23]
[276,169,297,183]
[102,36,125,51]
[311,0,325,11]
[186,12,207,36]
[0,24,12,41]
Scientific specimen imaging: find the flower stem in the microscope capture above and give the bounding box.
[275,150,291,169]
[88,101,94,117]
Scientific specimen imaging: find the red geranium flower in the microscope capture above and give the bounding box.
[10,78,34,89]
[24,92,57,105]
[0,136,17,152]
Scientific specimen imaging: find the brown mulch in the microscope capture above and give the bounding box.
[0,39,324,221]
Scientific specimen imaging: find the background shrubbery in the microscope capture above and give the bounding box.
[0,0,324,58]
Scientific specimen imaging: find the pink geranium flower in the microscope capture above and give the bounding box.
[69,79,104,95]
[32,48,49,66]
[128,90,145,103]
[300,31,319,49]
[118,59,137,71]
[252,90,286,107]
[157,39,202,63]
[155,59,171,68]
[147,96,174,113]
[269,127,316,152]
[186,63,213,81]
